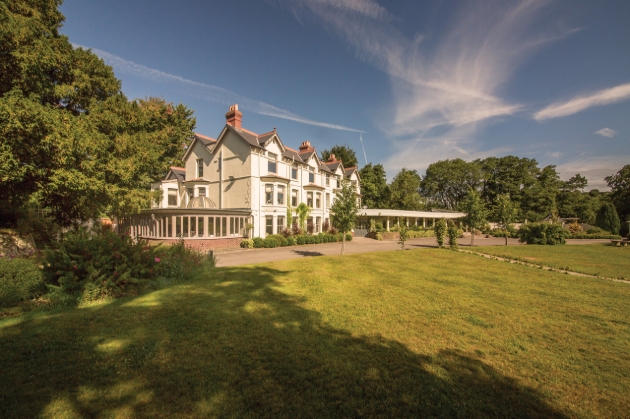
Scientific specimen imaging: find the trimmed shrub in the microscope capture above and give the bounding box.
[266,234,288,247]
[447,222,459,250]
[296,236,306,245]
[240,239,254,249]
[345,233,353,242]
[263,237,278,248]
[253,237,265,248]
[375,223,383,232]
[435,219,447,248]
[287,237,295,246]
[375,232,383,241]
[0,258,47,308]
[586,227,607,235]
[518,223,569,245]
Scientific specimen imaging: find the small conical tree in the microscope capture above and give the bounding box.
[595,203,621,235]
[434,218,447,248]
[331,181,359,255]
[461,188,487,247]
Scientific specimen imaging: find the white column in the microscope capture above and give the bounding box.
[386,218,390,231]
[423,218,426,228]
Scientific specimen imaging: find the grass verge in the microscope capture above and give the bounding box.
[473,243,630,279]
[1,249,629,418]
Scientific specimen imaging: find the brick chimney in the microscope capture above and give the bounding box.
[327,154,339,163]
[225,104,242,129]
[299,140,314,152]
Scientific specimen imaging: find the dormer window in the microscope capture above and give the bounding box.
[197,159,203,178]
[268,153,277,174]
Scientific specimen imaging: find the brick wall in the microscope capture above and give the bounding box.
[146,237,244,251]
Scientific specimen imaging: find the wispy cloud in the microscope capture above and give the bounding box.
[75,45,366,133]
[277,0,575,172]
[555,156,626,190]
[594,128,617,138]
[534,83,630,121]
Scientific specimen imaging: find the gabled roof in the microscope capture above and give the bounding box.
[181,133,217,161]
[282,147,306,164]
[344,166,360,180]
[298,150,317,163]
[323,161,343,173]
[257,130,276,147]
[229,126,264,149]
[319,163,333,174]
[195,133,216,146]
[166,166,186,182]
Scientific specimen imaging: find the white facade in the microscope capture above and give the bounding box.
[150,104,361,239]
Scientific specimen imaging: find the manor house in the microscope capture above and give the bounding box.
[119,104,360,250]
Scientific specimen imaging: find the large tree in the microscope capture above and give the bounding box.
[0,0,195,227]
[389,168,424,211]
[320,145,358,168]
[421,159,482,210]
[605,165,630,235]
[358,163,389,208]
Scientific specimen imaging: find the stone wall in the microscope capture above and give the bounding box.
[0,229,36,258]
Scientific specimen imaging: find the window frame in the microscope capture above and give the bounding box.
[265,184,274,204]
[291,189,298,207]
[268,152,277,174]
[265,215,273,236]
[277,185,285,205]
[307,191,313,208]
[168,188,178,207]
[197,158,204,178]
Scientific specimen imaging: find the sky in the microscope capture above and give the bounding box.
[59,0,630,189]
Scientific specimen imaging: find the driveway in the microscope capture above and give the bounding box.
[214,236,527,267]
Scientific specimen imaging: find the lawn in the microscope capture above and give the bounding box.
[473,243,630,279]
[1,249,629,418]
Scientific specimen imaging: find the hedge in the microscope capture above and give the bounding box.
[518,223,568,245]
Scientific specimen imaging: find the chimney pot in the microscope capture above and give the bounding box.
[299,140,314,152]
[225,104,242,129]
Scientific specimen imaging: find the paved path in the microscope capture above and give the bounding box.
[214,237,612,267]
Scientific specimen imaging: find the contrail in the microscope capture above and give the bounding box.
[359,134,368,166]
[76,45,366,134]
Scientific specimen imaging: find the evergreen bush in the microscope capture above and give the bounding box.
[287,237,295,246]
[0,258,47,308]
[240,239,254,249]
[518,223,569,245]
[435,219,447,248]
[595,203,621,235]
[253,237,265,248]
[263,237,277,248]
[296,236,306,245]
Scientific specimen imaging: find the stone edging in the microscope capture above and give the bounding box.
[458,249,630,285]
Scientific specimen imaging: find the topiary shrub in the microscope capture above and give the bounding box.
[447,221,459,250]
[375,232,383,241]
[0,258,47,308]
[253,237,265,248]
[345,233,353,242]
[240,239,254,249]
[266,234,288,247]
[296,236,306,245]
[375,223,383,232]
[287,237,295,246]
[518,223,569,245]
[435,219,447,248]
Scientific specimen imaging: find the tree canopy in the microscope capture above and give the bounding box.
[320,145,358,168]
[331,181,359,255]
[0,0,196,227]
[358,163,389,209]
[389,168,424,211]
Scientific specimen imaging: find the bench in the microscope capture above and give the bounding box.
[610,239,629,246]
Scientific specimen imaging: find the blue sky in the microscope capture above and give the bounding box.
[60,0,630,189]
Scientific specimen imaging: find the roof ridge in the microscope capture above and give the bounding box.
[170,166,185,170]
[344,166,357,170]
[257,130,276,138]
[236,126,259,137]
[195,132,216,141]
[285,146,300,152]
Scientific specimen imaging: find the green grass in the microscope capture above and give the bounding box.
[473,243,630,279]
[1,249,629,418]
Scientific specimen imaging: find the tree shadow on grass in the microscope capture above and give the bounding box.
[1,266,569,418]
[292,250,324,257]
